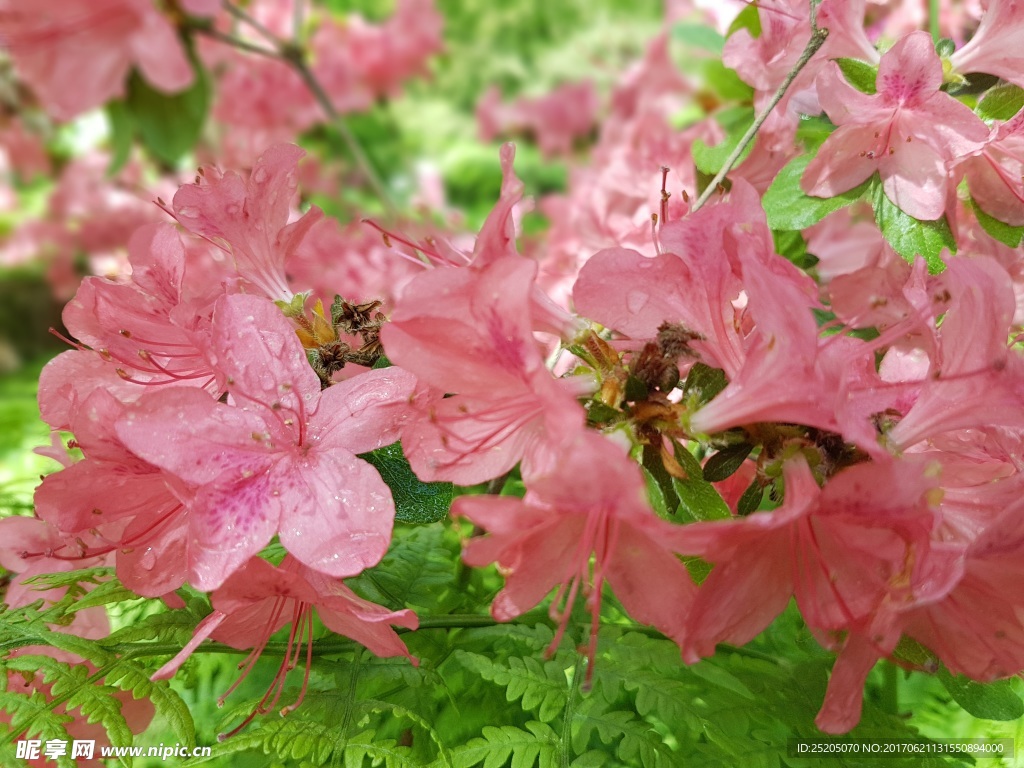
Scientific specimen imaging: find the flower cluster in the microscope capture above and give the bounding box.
[4,0,1024,749]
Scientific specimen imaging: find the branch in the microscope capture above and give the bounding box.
[691,2,829,212]
[198,2,399,216]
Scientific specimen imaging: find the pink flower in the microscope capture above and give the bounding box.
[153,555,416,732]
[888,257,1024,449]
[950,0,1024,86]
[382,255,585,485]
[172,145,323,302]
[61,222,220,392]
[802,31,988,221]
[903,501,1024,681]
[573,181,767,380]
[116,293,418,590]
[477,81,599,158]
[34,388,191,597]
[669,455,950,732]
[453,432,693,680]
[0,0,193,121]
[961,112,1024,227]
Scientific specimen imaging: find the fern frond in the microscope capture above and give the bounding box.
[349,524,461,613]
[455,651,569,723]
[443,721,560,768]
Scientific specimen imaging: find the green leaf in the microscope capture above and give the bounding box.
[641,443,680,519]
[736,479,763,516]
[700,60,754,101]
[937,668,1024,721]
[973,201,1024,247]
[763,155,871,230]
[126,64,209,166]
[692,107,755,175]
[672,23,724,54]
[834,58,878,94]
[701,443,753,482]
[671,444,731,522]
[348,524,461,613]
[455,651,569,723]
[447,722,560,768]
[871,182,954,273]
[976,83,1024,121]
[359,442,454,524]
[682,362,727,407]
[105,100,134,176]
[727,3,761,37]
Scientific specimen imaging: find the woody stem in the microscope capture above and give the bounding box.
[691,1,829,212]
[211,2,398,217]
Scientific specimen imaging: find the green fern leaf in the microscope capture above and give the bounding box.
[455,651,568,723]
[445,721,560,768]
[348,524,461,612]
[572,698,675,768]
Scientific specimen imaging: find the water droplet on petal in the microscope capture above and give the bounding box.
[253,167,268,183]
[626,290,649,314]
[178,206,199,218]
[139,548,156,571]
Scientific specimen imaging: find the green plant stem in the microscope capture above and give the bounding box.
[212,2,398,217]
[691,2,829,213]
[929,0,941,43]
[100,613,782,666]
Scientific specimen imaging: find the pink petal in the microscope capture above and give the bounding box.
[151,610,226,680]
[311,367,419,455]
[276,448,395,577]
[801,125,879,198]
[210,293,320,430]
[877,31,942,107]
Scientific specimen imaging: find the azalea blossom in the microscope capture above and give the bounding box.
[115,293,418,589]
[0,0,194,121]
[802,31,988,221]
[152,555,416,735]
[453,431,693,680]
[171,144,323,302]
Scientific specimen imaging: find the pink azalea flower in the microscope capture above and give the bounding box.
[153,555,416,733]
[171,144,323,302]
[668,455,950,732]
[802,31,988,221]
[382,255,585,485]
[116,293,418,590]
[889,257,1024,449]
[453,432,693,681]
[477,81,599,158]
[0,0,194,121]
[950,0,1024,87]
[903,501,1024,681]
[573,181,767,380]
[61,222,220,392]
[34,389,191,597]
[961,112,1024,226]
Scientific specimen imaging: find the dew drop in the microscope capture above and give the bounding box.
[178,206,199,218]
[625,290,649,313]
[139,548,157,571]
[253,167,268,183]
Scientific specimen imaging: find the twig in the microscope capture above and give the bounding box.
[191,25,279,59]
[221,0,280,48]
[207,2,399,216]
[690,1,829,212]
